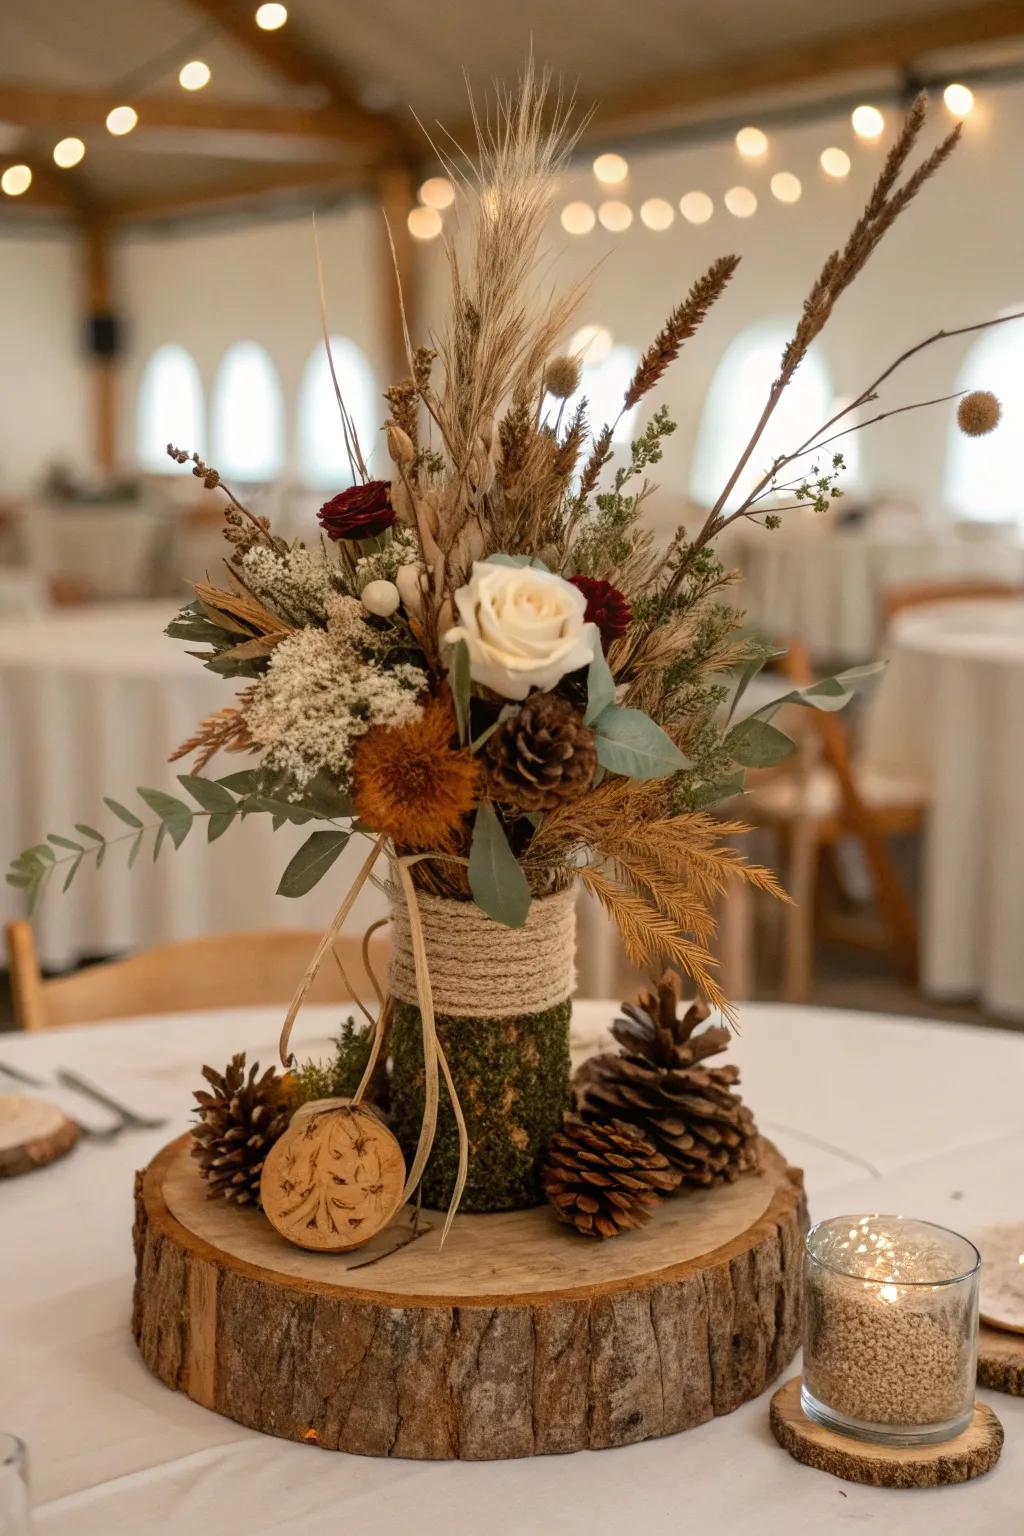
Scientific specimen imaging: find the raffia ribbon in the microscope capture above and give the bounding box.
[279,846,576,1242]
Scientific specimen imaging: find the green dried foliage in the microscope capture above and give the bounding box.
[289,1018,379,1108]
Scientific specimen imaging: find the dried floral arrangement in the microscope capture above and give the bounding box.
[9,69,1016,1238]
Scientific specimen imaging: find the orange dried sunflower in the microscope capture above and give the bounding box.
[351,698,480,850]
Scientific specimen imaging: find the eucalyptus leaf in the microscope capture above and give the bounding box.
[137,788,193,849]
[726,646,786,727]
[300,771,353,819]
[725,716,794,768]
[468,801,531,928]
[217,769,262,795]
[585,647,616,725]
[277,829,350,898]
[128,830,144,868]
[5,871,31,889]
[591,704,688,780]
[750,661,885,721]
[62,855,83,894]
[177,774,237,814]
[484,553,551,571]
[152,822,168,862]
[47,834,83,852]
[207,812,234,843]
[74,826,104,845]
[448,638,471,746]
[688,769,747,810]
[103,797,143,828]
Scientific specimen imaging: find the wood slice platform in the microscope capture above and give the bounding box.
[0,1095,79,1179]
[978,1325,1024,1396]
[770,1377,1003,1488]
[133,1134,806,1460]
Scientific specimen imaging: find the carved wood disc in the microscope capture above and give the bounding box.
[259,1102,405,1252]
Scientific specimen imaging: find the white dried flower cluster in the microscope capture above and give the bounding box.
[245,598,425,786]
[353,527,420,592]
[241,544,341,623]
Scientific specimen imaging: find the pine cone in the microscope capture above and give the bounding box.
[485,692,596,812]
[574,973,760,1189]
[191,1053,290,1206]
[541,1113,681,1238]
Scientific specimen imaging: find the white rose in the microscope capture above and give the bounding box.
[445,560,599,700]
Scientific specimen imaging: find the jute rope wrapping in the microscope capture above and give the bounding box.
[388,885,577,1018]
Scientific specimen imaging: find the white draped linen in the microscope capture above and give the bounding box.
[734,520,1024,663]
[0,602,624,993]
[2,1000,1021,1534]
[862,598,1024,1018]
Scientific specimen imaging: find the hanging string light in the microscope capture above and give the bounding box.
[943,83,974,117]
[179,60,211,91]
[1,165,32,197]
[407,206,442,240]
[255,3,288,28]
[679,190,714,224]
[53,138,86,169]
[598,200,632,232]
[561,201,596,235]
[593,153,628,185]
[106,105,138,136]
[724,186,757,218]
[820,146,851,179]
[852,104,885,139]
[640,197,674,231]
[735,126,768,159]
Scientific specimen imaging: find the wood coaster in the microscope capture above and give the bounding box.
[0,1094,79,1179]
[259,1102,405,1253]
[978,1324,1024,1396]
[769,1377,1003,1488]
[134,1134,806,1459]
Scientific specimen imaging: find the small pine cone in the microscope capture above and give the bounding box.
[574,973,760,1190]
[191,1053,290,1207]
[542,1114,682,1238]
[485,692,596,812]
[569,575,633,646]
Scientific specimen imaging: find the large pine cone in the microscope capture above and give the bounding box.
[541,1113,681,1238]
[485,692,596,812]
[191,1053,290,1206]
[574,973,760,1189]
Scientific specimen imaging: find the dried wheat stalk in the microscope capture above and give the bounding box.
[624,254,741,410]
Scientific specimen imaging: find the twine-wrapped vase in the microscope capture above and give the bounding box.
[388,883,576,1212]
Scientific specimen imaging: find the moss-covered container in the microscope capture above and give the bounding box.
[390,998,572,1212]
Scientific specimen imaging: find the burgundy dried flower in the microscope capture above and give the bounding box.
[318,480,395,541]
[569,575,633,647]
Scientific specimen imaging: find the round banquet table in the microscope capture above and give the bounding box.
[1,1000,1020,1534]
[862,598,1024,1019]
[734,520,1024,664]
[0,601,623,996]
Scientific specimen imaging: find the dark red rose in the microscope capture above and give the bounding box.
[318,480,395,541]
[570,575,633,647]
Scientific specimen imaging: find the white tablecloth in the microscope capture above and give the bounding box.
[735,521,1024,663]
[0,602,625,995]
[1,1000,1020,1534]
[862,599,1024,1018]
[16,503,169,601]
[0,602,388,966]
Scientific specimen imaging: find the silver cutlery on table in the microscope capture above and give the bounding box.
[55,1069,168,1131]
[0,1061,46,1089]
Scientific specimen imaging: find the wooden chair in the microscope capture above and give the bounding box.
[883,579,1024,623]
[744,642,924,1001]
[3,922,387,1031]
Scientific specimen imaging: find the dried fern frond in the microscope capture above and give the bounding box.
[192,579,293,643]
[580,864,728,1013]
[170,693,255,771]
[624,255,740,410]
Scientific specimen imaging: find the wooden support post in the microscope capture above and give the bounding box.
[376,166,418,385]
[81,217,118,476]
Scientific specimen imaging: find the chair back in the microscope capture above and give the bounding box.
[4,922,387,1031]
[883,579,1023,624]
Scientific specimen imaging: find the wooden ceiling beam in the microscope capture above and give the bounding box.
[104,159,368,221]
[0,83,390,149]
[176,0,411,153]
[590,0,1024,136]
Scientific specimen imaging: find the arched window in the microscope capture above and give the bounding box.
[212,341,285,482]
[136,344,205,472]
[298,337,378,489]
[944,306,1023,523]
[690,318,857,510]
[545,326,639,447]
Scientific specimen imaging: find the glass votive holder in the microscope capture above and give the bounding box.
[802,1214,980,1447]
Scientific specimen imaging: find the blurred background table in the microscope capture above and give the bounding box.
[862,598,1024,1018]
[735,518,1024,664]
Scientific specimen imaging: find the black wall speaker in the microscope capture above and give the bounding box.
[86,312,123,358]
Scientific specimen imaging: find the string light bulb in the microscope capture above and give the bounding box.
[852,104,885,140]
[640,197,674,231]
[255,2,287,28]
[735,126,768,159]
[593,152,628,185]
[53,138,85,169]
[418,176,454,209]
[598,200,632,232]
[569,323,613,364]
[407,205,442,240]
[179,60,211,91]
[679,190,713,224]
[560,201,595,235]
[770,171,802,204]
[106,105,138,136]
[724,185,757,219]
[944,83,974,117]
[820,146,851,179]
[1,165,32,197]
